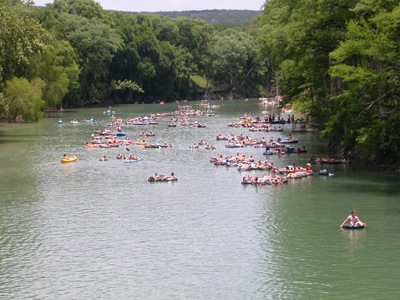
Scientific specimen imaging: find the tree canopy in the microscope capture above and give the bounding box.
[1,0,266,119]
[1,0,400,165]
[258,0,400,166]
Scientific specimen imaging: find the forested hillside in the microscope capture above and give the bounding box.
[0,0,268,121]
[2,0,400,167]
[129,10,262,25]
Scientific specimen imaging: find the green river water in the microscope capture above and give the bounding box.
[0,99,399,299]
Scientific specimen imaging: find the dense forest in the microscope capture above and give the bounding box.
[0,0,267,115]
[1,0,400,167]
[129,9,262,25]
[258,0,400,167]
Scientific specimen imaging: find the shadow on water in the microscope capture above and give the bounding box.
[0,132,47,143]
[330,166,400,196]
[337,181,400,196]
[44,113,73,119]
[0,128,29,144]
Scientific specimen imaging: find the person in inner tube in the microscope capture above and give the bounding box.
[162,172,178,181]
[340,210,366,227]
[150,173,160,181]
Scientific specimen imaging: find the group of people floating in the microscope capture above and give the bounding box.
[148,172,178,182]
[62,102,365,228]
[190,140,217,149]
[242,174,287,185]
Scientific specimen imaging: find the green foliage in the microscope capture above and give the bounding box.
[191,75,208,88]
[1,0,265,118]
[256,85,267,97]
[111,79,143,93]
[41,7,123,104]
[212,23,240,32]
[212,29,260,97]
[0,1,47,118]
[4,77,45,121]
[50,0,107,20]
[27,40,80,109]
[0,2,46,84]
[258,0,400,165]
[0,92,7,119]
[108,13,216,101]
[326,2,400,163]
[130,10,262,25]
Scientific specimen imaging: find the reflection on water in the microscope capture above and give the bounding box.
[340,228,367,254]
[1,100,400,299]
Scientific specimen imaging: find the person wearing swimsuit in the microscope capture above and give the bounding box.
[340,210,366,227]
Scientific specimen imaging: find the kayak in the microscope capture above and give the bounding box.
[124,157,143,163]
[61,155,77,163]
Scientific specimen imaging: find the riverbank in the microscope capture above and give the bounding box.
[327,142,400,172]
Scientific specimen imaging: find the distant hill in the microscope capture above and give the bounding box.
[129,9,262,25]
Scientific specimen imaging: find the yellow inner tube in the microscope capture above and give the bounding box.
[61,155,77,163]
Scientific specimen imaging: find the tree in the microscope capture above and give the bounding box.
[40,0,123,105]
[28,40,80,109]
[49,0,107,21]
[3,77,45,121]
[0,2,46,84]
[0,1,47,118]
[51,13,121,104]
[212,29,258,98]
[327,2,400,164]
[258,0,400,166]
[109,13,194,101]
[258,0,357,114]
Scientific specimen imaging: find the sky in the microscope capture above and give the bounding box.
[33,0,265,12]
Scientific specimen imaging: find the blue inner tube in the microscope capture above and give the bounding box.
[124,157,143,163]
[113,132,126,136]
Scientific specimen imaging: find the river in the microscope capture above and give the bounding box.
[0,99,399,299]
